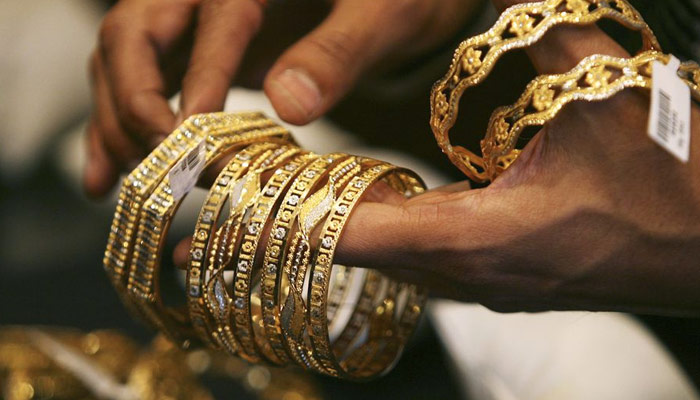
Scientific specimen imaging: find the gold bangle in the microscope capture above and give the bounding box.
[228,150,316,363]
[483,50,700,179]
[429,0,661,182]
[280,157,364,371]
[189,144,301,358]
[306,165,427,378]
[259,153,350,365]
[186,143,287,353]
[110,113,291,347]
[104,113,270,311]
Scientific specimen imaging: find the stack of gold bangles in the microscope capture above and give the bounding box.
[430,0,700,182]
[106,0,700,381]
[104,112,427,379]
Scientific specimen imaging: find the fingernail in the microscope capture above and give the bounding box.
[272,69,322,119]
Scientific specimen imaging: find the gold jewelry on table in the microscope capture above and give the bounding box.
[429,0,661,182]
[0,327,325,400]
[483,50,700,179]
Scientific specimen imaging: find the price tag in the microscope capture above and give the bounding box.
[647,55,691,163]
[168,139,206,201]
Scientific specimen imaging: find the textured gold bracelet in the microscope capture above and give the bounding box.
[187,144,302,359]
[104,113,272,318]
[429,0,660,181]
[483,50,700,179]
[105,113,286,342]
[228,151,316,364]
[306,165,427,378]
[186,143,286,354]
[278,156,363,371]
[109,113,291,347]
[259,153,350,365]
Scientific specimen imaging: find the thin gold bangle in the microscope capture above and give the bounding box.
[259,153,350,365]
[187,143,285,353]
[306,165,427,378]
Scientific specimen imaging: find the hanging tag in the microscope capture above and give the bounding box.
[169,139,206,201]
[647,56,691,163]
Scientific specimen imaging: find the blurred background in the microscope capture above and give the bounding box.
[1,0,699,399]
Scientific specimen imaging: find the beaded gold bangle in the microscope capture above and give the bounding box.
[105,113,289,345]
[259,153,350,365]
[186,143,288,353]
[187,144,303,358]
[105,112,270,289]
[227,151,316,363]
[279,157,363,371]
[112,115,291,347]
[483,50,700,179]
[429,0,661,181]
[306,165,427,378]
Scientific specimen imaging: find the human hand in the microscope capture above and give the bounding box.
[335,3,700,316]
[85,0,482,197]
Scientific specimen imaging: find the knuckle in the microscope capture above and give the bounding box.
[117,94,147,130]
[305,30,356,70]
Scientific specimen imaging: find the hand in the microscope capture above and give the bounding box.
[335,5,700,316]
[85,0,482,197]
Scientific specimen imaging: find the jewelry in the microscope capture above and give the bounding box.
[429,0,661,181]
[104,111,431,379]
[187,143,286,354]
[483,50,700,179]
[188,144,303,360]
[259,153,350,365]
[228,150,315,363]
[107,113,291,347]
[306,165,427,378]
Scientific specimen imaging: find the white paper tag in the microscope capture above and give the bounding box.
[648,56,691,163]
[168,139,206,201]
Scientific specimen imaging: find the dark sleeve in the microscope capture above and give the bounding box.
[631,0,700,62]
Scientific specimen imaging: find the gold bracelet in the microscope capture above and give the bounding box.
[110,114,291,347]
[186,143,287,354]
[279,156,363,371]
[306,165,427,378]
[259,153,350,365]
[188,144,301,358]
[429,0,660,181]
[228,151,316,364]
[104,113,273,321]
[483,50,700,179]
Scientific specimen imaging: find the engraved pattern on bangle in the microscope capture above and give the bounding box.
[429,0,661,182]
[483,51,700,179]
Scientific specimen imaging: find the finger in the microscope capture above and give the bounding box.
[99,16,176,147]
[90,52,143,173]
[264,0,419,125]
[179,0,264,120]
[84,118,119,198]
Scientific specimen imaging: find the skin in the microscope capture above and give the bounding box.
[88,0,700,315]
[84,0,478,196]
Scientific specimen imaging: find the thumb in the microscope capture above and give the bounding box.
[263,0,415,125]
